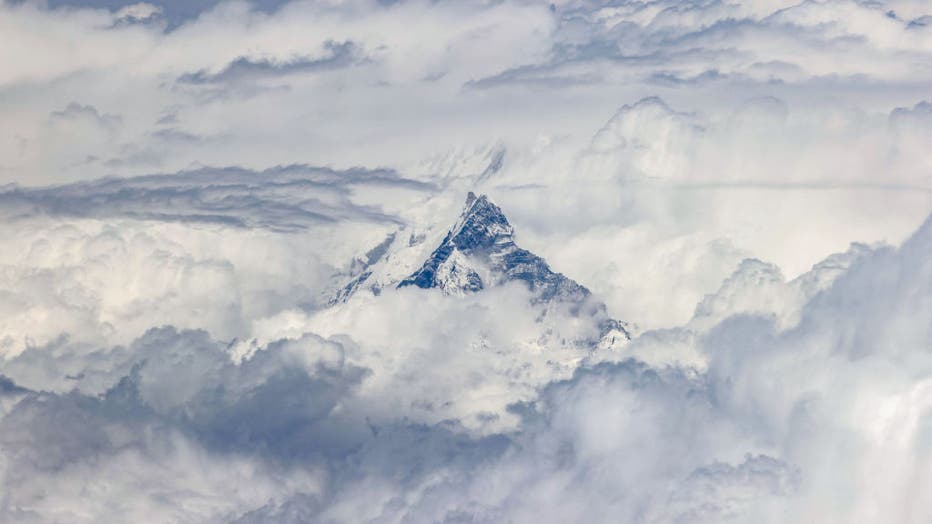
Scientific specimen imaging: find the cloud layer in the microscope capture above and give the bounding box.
[1,0,931,522]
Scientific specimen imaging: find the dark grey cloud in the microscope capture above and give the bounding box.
[648,69,731,87]
[908,15,932,28]
[890,99,932,127]
[0,164,435,231]
[466,67,602,90]
[178,40,365,85]
[149,127,205,143]
[0,326,367,460]
[49,102,121,128]
[465,2,923,92]
[0,374,28,395]
[6,0,295,28]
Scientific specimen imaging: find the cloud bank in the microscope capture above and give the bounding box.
[1,0,931,522]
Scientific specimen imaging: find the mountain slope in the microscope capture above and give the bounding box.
[331,192,633,346]
[398,192,589,303]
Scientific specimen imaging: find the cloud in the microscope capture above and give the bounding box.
[241,212,930,523]
[13,0,291,27]
[48,102,122,130]
[178,40,365,85]
[1,0,932,522]
[0,327,353,523]
[3,0,931,188]
[4,202,921,522]
[0,164,432,230]
[0,164,439,362]
[114,2,162,22]
[483,93,931,328]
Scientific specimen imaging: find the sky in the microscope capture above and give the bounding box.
[0,0,931,522]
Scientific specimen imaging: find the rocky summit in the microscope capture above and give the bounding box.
[399,192,590,304]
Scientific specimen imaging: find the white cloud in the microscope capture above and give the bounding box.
[1,0,931,522]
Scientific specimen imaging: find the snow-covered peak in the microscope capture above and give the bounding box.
[445,191,513,244]
[399,192,586,302]
[331,192,634,346]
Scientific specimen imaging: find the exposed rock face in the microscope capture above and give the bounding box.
[399,192,589,303]
[333,192,634,346]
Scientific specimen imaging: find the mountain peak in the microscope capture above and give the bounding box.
[332,192,633,345]
[445,192,513,252]
[398,193,588,304]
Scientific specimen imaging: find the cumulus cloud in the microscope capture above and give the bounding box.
[228,211,932,524]
[0,327,351,523]
[1,0,932,522]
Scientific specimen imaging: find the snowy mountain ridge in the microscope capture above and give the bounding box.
[332,192,634,347]
[398,192,592,304]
